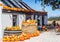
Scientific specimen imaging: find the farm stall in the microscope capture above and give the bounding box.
[0,0,47,41]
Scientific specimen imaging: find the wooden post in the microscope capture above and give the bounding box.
[0,3,3,40]
[40,16,42,26]
[31,15,34,20]
[44,16,48,25]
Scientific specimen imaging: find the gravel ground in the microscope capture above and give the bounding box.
[0,30,60,42]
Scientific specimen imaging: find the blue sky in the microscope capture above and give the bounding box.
[23,0,60,18]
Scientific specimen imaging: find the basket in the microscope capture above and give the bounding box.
[22,25,37,34]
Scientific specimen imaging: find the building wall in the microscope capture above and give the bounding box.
[2,12,47,29]
[2,13,12,29]
[19,14,26,28]
[2,13,26,29]
[0,6,3,39]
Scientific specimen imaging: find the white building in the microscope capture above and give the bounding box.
[0,0,48,39]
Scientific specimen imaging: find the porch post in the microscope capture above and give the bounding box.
[24,14,26,20]
[40,16,42,26]
[31,15,34,20]
[44,16,48,25]
[0,3,3,40]
[35,15,37,20]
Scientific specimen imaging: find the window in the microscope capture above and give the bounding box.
[13,15,17,26]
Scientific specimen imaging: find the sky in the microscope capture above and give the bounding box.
[23,0,60,18]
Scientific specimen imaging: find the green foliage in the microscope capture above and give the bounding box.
[35,0,60,10]
[48,16,60,21]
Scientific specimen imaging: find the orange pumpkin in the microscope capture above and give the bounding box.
[21,8,25,11]
[19,35,25,41]
[3,6,9,9]
[33,30,40,37]
[5,36,11,41]
[18,8,21,11]
[3,36,7,41]
[0,4,2,6]
[15,36,19,41]
[26,33,31,37]
[4,7,11,10]
[31,34,34,37]
[24,34,31,40]
[13,8,18,11]
[10,8,14,10]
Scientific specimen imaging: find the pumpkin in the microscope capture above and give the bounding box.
[15,26,20,30]
[13,8,18,11]
[5,36,11,41]
[0,4,2,6]
[10,34,15,41]
[19,35,25,41]
[27,33,31,37]
[21,8,25,11]
[18,8,21,11]
[3,36,7,41]
[10,8,14,10]
[3,6,9,9]
[31,34,34,37]
[22,21,28,26]
[5,26,11,30]
[24,34,31,40]
[26,20,36,25]
[4,6,11,10]
[33,30,40,37]
[14,36,18,41]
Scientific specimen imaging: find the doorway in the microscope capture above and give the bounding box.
[12,15,18,26]
[37,15,41,26]
[42,16,44,25]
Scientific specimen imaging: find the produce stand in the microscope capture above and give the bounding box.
[0,0,47,42]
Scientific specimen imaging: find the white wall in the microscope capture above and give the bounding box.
[0,5,3,39]
[2,13,12,29]
[2,12,26,29]
[19,14,26,29]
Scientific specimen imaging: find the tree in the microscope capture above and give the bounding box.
[48,16,60,21]
[35,0,60,10]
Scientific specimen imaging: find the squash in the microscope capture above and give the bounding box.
[3,6,9,9]
[10,8,14,10]
[13,8,18,11]
[33,30,40,37]
[19,35,25,41]
[0,4,2,6]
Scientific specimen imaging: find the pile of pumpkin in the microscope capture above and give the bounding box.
[0,4,34,12]
[22,19,36,26]
[3,30,40,42]
[3,6,26,11]
[5,26,20,31]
